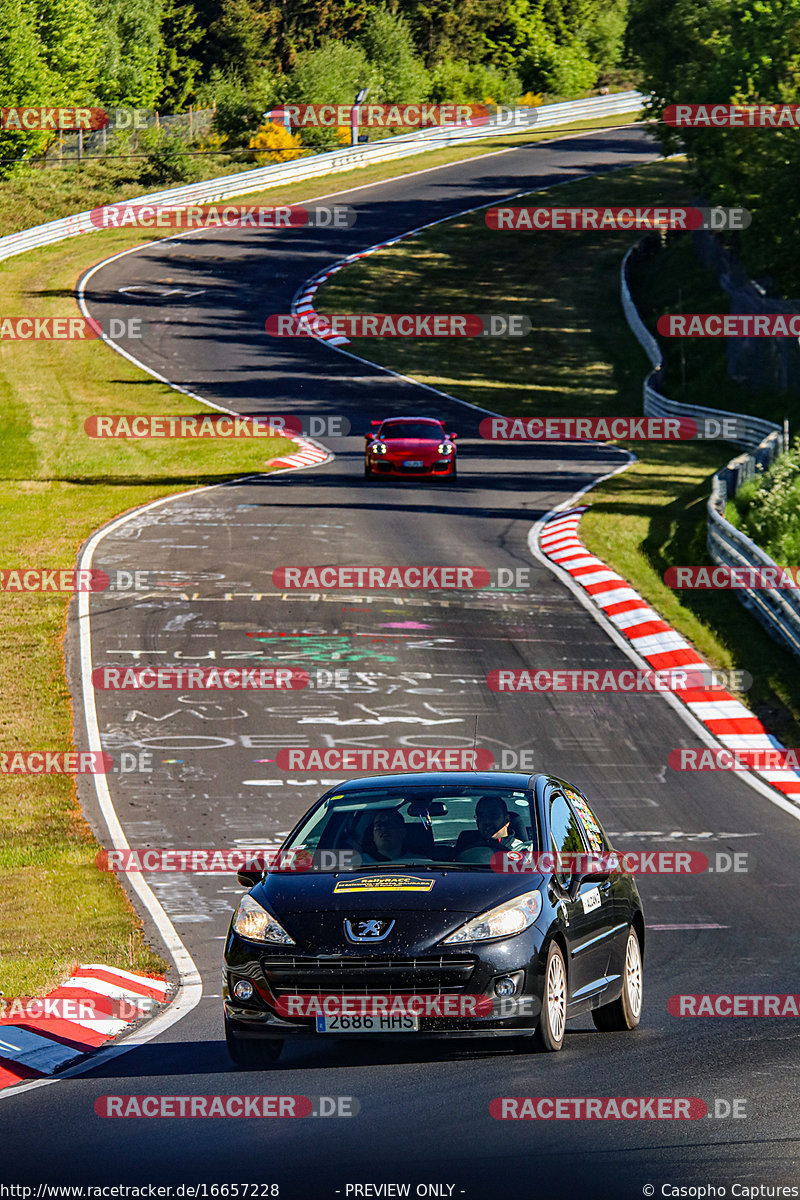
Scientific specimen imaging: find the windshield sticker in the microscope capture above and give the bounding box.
[334,875,435,893]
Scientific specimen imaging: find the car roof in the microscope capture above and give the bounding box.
[323,771,540,791]
[379,416,444,424]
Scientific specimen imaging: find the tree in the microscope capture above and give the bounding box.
[480,0,597,95]
[197,0,277,88]
[627,0,800,291]
[32,0,99,101]
[94,0,165,107]
[428,60,521,104]
[272,0,373,73]
[357,8,430,103]
[282,42,376,103]
[0,0,57,176]
[201,68,278,146]
[399,0,507,66]
[158,0,203,109]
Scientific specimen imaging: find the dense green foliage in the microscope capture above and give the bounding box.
[0,0,630,176]
[628,0,800,293]
[728,442,800,563]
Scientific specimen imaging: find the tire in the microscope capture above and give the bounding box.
[591,926,643,1032]
[225,1018,282,1067]
[364,462,373,479]
[534,941,567,1052]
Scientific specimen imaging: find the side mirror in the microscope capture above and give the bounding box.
[365,432,375,442]
[237,869,262,888]
[567,870,610,901]
[449,432,458,440]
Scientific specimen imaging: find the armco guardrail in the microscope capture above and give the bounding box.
[621,242,800,659]
[708,470,800,658]
[0,91,644,266]
[620,244,779,451]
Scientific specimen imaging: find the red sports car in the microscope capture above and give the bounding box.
[364,417,458,480]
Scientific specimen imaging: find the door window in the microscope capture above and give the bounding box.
[549,790,587,885]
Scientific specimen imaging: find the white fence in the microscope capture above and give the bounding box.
[621,243,799,658]
[0,91,645,266]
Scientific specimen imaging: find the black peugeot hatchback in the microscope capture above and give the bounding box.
[223,772,645,1065]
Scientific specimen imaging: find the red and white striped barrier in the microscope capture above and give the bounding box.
[538,507,800,800]
[292,244,397,347]
[266,436,330,470]
[0,965,170,1090]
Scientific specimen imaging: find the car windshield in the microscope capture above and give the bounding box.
[278,784,540,872]
[380,422,444,441]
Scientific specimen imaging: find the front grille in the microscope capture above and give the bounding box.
[261,955,475,996]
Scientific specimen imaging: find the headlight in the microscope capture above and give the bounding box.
[371,442,387,454]
[437,442,453,454]
[232,894,296,944]
[442,890,542,944]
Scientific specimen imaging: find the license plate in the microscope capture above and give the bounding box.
[315,1013,419,1033]
[404,460,424,468]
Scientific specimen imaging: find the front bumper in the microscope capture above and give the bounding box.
[224,1000,541,1040]
[224,931,545,1040]
[369,457,455,476]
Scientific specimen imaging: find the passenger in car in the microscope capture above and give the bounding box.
[361,808,435,862]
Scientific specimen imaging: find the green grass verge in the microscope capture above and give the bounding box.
[0,229,296,998]
[316,157,800,747]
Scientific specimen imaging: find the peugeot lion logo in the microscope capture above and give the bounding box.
[344,918,395,943]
